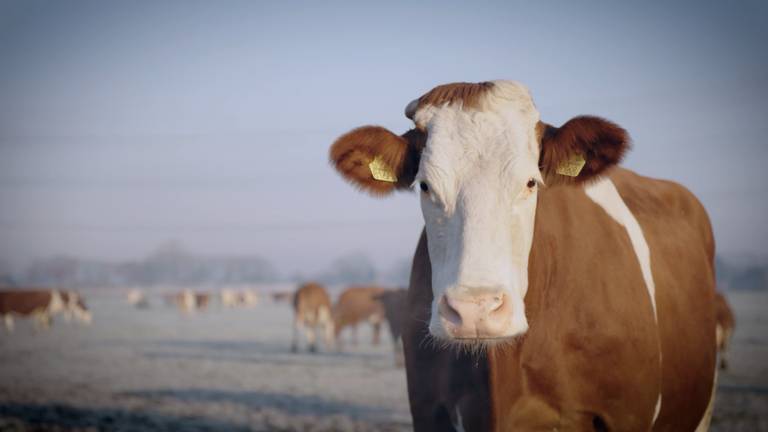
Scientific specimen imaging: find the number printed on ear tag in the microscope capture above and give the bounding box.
[369,155,398,183]
[556,154,586,177]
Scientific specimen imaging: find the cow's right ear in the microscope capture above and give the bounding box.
[329,126,424,196]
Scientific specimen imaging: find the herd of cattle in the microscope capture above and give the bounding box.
[0,77,750,432]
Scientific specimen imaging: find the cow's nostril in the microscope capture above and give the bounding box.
[439,295,462,326]
[489,295,505,313]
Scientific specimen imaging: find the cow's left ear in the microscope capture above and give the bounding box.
[538,116,630,185]
[330,126,425,196]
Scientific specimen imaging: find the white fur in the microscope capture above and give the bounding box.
[653,393,662,423]
[412,81,542,340]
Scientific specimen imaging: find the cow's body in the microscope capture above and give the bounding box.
[330,80,717,431]
[291,282,334,353]
[374,288,408,366]
[714,291,735,370]
[167,290,208,313]
[333,286,387,347]
[402,168,716,431]
[221,289,258,308]
[127,289,150,308]
[0,289,66,331]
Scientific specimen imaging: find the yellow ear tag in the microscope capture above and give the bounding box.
[556,153,586,177]
[369,155,397,183]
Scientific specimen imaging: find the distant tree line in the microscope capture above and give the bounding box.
[716,256,767,291]
[0,245,412,290]
[14,243,278,288]
[4,248,761,291]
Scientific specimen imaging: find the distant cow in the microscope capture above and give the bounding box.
[714,292,736,370]
[221,289,259,308]
[0,289,67,332]
[292,282,334,353]
[374,288,407,367]
[127,289,150,308]
[333,286,387,348]
[168,290,209,313]
[59,290,92,325]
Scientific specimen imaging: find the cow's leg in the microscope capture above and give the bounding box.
[319,306,335,350]
[393,337,404,368]
[3,315,13,333]
[351,325,358,345]
[305,324,318,353]
[372,320,382,346]
[719,328,732,370]
[34,312,51,331]
[291,316,303,353]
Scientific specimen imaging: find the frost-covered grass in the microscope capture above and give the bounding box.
[0,291,766,431]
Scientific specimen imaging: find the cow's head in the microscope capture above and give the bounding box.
[330,81,628,344]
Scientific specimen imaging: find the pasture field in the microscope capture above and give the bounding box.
[0,290,766,431]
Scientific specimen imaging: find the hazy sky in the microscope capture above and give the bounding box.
[1,0,767,276]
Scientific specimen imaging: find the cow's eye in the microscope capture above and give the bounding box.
[526,178,537,189]
[419,181,430,193]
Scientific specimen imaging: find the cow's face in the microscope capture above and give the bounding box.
[330,80,628,345]
[411,82,541,341]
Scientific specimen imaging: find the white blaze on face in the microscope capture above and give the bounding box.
[412,81,542,341]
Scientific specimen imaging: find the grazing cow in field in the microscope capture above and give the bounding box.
[59,290,92,324]
[221,289,259,308]
[333,286,387,348]
[292,282,334,353]
[127,289,150,308]
[0,289,67,331]
[714,292,735,370]
[220,289,240,308]
[330,80,717,431]
[374,288,408,367]
[167,290,208,313]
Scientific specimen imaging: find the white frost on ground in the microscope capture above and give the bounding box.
[0,295,411,431]
[0,290,766,431]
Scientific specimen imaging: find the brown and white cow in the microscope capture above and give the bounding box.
[0,289,67,331]
[167,290,209,313]
[333,286,387,348]
[330,81,717,431]
[374,288,408,367]
[291,282,334,353]
[714,291,735,370]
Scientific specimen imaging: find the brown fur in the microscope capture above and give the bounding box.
[538,116,630,186]
[333,286,387,345]
[0,290,53,315]
[329,126,424,196]
[293,282,332,325]
[407,81,496,119]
